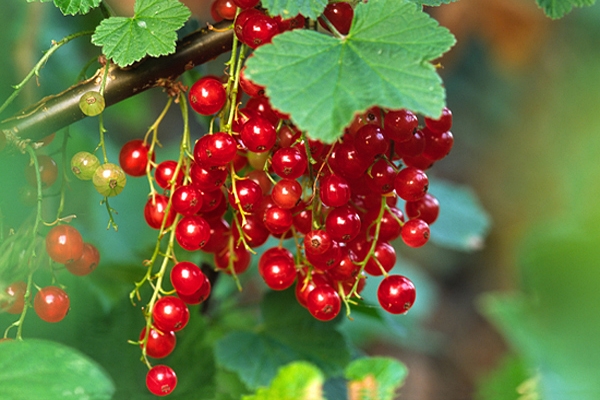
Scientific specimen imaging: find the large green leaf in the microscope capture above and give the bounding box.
[536,0,596,19]
[243,362,325,400]
[345,357,408,400]
[0,339,115,400]
[260,0,328,19]
[245,0,455,144]
[215,290,352,390]
[92,0,191,67]
[428,178,491,251]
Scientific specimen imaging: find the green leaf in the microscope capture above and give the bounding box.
[345,357,408,400]
[215,290,352,390]
[91,0,191,67]
[243,362,325,400]
[261,0,328,19]
[428,178,491,251]
[536,0,596,19]
[28,0,100,16]
[0,339,115,400]
[245,0,455,144]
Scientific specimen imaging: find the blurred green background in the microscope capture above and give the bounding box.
[1,0,600,399]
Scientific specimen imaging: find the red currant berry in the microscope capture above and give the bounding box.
[318,1,354,35]
[144,194,176,230]
[328,142,369,179]
[189,76,227,116]
[263,206,293,235]
[304,229,333,258]
[424,106,452,134]
[274,14,306,31]
[325,205,362,243]
[154,160,184,189]
[305,240,342,271]
[271,179,303,210]
[198,188,225,213]
[394,167,429,202]
[170,261,206,296]
[306,284,341,321]
[146,365,177,396]
[65,243,100,276]
[229,179,263,213]
[365,158,397,195]
[177,273,211,305]
[25,154,58,189]
[401,218,430,248]
[45,225,84,264]
[34,286,70,323]
[119,139,152,177]
[396,128,425,158]
[354,124,389,160]
[364,241,396,276]
[175,215,211,251]
[258,253,297,291]
[347,107,382,136]
[2,282,27,314]
[140,327,176,359]
[212,0,236,20]
[240,116,277,153]
[190,162,227,192]
[383,109,418,142]
[240,13,281,49]
[194,132,238,167]
[271,146,308,179]
[153,296,190,332]
[171,185,203,216]
[319,174,351,207]
[422,128,454,161]
[405,193,440,224]
[234,8,263,41]
[377,275,416,314]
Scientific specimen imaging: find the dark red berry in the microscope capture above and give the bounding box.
[319,1,354,35]
[194,132,238,167]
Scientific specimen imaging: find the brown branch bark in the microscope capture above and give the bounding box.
[0,22,234,143]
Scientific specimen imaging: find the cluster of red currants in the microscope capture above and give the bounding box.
[2,224,100,324]
[118,1,454,395]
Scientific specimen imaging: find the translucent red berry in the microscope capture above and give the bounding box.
[377,275,416,314]
[189,76,227,116]
[146,365,177,396]
[34,286,70,323]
